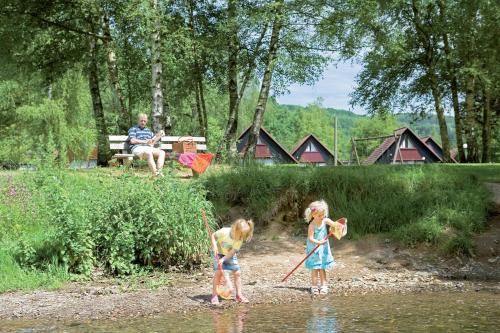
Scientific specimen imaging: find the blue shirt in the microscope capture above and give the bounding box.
[128,125,154,150]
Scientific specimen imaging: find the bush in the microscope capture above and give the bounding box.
[1,169,217,278]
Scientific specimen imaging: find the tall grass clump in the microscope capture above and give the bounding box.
[203,164,492,255]
[0,174,70,292]
[0,169,216,292]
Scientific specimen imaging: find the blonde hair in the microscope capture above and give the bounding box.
[137,113,148,120]
[304,200,329,223]
[231,218,254,242]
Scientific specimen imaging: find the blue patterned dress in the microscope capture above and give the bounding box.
[305,220,335,270]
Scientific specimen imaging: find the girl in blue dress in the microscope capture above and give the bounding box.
[304,200,339,295]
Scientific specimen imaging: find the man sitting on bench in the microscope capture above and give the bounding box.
[128,113,165,177]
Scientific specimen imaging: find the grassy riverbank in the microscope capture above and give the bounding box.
[0,169,215,292]
[204,164,493,248]
[0,164,497,293]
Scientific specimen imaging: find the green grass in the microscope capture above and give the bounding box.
[0,163,497,293]
[0,168,216,292]
[440,164,500,182]
[203,163,496,254]
[0,249,69,293]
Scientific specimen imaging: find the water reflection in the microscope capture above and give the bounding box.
[2,292,500,332]
[306,302,338,333]
[211,308,248,333]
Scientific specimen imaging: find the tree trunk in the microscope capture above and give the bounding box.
[151,0,170,134]
[482,89,492,163]
[215,3,269,162]
[186,0,207,137]
[429,71,451,162]
[411,0,450,162]
[88,35,109,166]
[198,78,208,136]
[244,0,284,159]
[215,0,239,161]
[194,82,205,136]
[438,0,465,162]
[449,75,464,161]
[464,74,479,162]
[102,10,131,133]
[126,71,133,114]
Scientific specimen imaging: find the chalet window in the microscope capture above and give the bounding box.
[400,137,414,148]
[305,142,318,152]
[257,137,263,144]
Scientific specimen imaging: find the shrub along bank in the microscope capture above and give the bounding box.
[203,164,492,255]
[0,164,495,293]
[0,170,215,292]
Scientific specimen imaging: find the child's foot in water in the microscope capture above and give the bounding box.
[320,285,329,295]
[236,294,249,303]
[211,294,220,305]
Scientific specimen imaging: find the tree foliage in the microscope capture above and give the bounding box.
[0,0,498,166]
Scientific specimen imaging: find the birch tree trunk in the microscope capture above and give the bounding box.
[244,0,284,159]
[464,74,479,162]
[216,0,238,161]
[481,89,492,162]
[151,0,170,134]
[438,0,465,162]
[88,34,109,166]
[102,10,131,133]
[186,0,207,137]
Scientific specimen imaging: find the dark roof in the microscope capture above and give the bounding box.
[238,126,298,163]
[363,127,442,164]
[291,134,341,164]
[422,135,457,163]
[291,135,312,155]
[363,136,396,165]
[394,127,408,136]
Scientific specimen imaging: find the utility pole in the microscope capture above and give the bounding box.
[334,116,338,166]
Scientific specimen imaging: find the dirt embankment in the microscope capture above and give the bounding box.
[0,185,499,321]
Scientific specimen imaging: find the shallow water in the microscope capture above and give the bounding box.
[2,292,500,332]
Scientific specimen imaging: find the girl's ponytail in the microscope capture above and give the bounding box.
[304,207,313,223]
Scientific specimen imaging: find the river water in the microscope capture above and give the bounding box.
[2,292,499,332]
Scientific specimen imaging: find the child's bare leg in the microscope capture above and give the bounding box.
[319,269,329,294]
[233,270,249,302]
[311,269,319,287]
[319,269,327,286]
[233,270,243,296]
[212,270,222,296]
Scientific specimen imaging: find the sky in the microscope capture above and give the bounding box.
[276,61,365,114]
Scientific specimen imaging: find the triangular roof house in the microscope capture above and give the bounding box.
[363,127,442,165]
[421,136,457,163]
[237,126,298,164]
[291,134,342,165]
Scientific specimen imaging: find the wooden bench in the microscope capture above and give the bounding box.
[109,135,207,163]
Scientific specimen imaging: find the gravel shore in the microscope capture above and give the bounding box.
[1,227,499,320]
